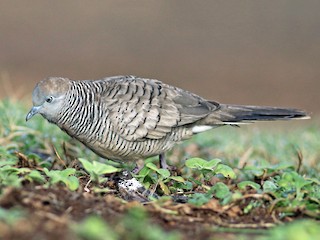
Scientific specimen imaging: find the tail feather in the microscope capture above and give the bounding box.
[212,104,309,124]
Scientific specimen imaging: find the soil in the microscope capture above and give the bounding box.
[0,175,293,240]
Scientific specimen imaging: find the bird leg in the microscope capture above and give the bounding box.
[131,160,144,174]
[132,154,169,173]
[159,153,169,169]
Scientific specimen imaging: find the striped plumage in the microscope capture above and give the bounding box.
[26,75,309,165]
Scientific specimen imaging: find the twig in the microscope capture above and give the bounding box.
[84,179,92,193]
[50,143,67,168]
[295,147,303,173]
[238,147,253,169]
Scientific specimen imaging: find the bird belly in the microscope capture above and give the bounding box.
[82,138,175,162]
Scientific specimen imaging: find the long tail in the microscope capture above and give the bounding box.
[209,103,309,124]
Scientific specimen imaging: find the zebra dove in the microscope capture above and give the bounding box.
[26,75,309,168]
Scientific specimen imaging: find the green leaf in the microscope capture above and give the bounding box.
[188,193,211,206]
[27,170,46,183]
[188,177,202,186]
[92,161,120,175]
[159,180,170,195]
[170,176,185,183]
[263,180,278,192]
[43,168,79,191]
[138,167,150,177]
[65,175,80,191]
[60,168,76,177]
[278,172,312,190]
[185,158,208,169]
[79,158,119,182]
[1,165,25,174]
[0,172,21,188]
[243,165,266,176]
[269,163,295,171]
[185,158,221,170]
[203,159,222,169]
[214,164,236,179]
[79,158,93,172]
[238,181,261,190]
[157,169,170,179]
[0,159,16,167]
[145,162,171,179]
[146,162,159,171]
[210,182,231,199]
[173,181,193,190]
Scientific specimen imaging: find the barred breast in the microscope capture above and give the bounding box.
[55,76,212,161]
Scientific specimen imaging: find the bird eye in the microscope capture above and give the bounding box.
[46,96,54,103]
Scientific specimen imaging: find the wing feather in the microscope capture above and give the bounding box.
[102,76,219,141]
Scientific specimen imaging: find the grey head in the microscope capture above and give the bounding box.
[26,77,71,122]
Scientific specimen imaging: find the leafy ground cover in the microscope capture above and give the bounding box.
[0,100,319,240]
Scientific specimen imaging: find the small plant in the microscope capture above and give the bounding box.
[238,180,261,190]
[243,162,295,179]
[0,163,46,190]
[185,157,236,180]
[188,182,233,206]
[79,158,120,183]
[137,161,185,194]
[263,171,320,218]
[43,168,79,191]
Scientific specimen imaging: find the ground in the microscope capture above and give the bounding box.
[0,101,319,240]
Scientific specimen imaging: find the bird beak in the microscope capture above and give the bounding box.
[26,106,41,121]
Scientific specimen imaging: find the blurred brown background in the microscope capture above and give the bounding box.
[0,1,319,113]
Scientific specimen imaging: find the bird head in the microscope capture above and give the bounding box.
[26,77,70,122]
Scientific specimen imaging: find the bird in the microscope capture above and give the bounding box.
[26,75,309,169]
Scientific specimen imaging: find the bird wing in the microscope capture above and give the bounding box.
[102,76,219,141]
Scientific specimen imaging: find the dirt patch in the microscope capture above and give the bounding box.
[0,179,290,240]
[0,147,317,239]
